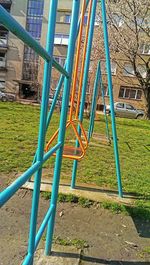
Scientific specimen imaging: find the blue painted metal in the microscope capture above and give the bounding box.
[26,1,58,264]
[71,0,98,189]
[88,62,100,141]
[0,161,40,207]
[45,0,80,255]
[32,73,65,164]
[43,142,62,163]
[22,253,33,265]
[88,61,110,143]
[46,75,64,130]
[0,142,62,208]
[0,5,69,78]
[100,0,123,197]
[35,205,54,250]
[98,61,110,141]
[0,0,123,263]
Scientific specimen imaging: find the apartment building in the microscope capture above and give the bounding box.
[95,1,150,111]
[0,0,27,96]
[39,0,149,111]
[0,0,44,98]
[0,0,149,111]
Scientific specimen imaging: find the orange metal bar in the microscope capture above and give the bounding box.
[45,121,71,152]
[69,0,86,121]
[45,119,88,160]
[71,122,85,153]
[75,0,93,119]
[78,121,88,149]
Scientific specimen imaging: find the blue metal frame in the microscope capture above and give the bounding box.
[88,62,100,141]
[71,0,98,189]
[0,0,123,264]
[100,0,123,197]
[88,61,110,143]
[98,61,110,142]
[45,0,80,254]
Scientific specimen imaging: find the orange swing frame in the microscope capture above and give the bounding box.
[45,0,92,160]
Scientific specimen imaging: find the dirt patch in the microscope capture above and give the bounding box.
[0,175,150,265]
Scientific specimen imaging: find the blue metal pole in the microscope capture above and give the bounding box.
[34,205,54,250]
[98,61,110,141]
[32,74,64,165]
[88,62,100,141]
[71,0,98,189]
[45,0,80,255]
[100,0,123,197]
[23,1,59,264]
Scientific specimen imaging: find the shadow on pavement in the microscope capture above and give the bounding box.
[52,251,149,264]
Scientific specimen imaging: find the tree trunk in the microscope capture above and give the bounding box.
[144,87,150,119]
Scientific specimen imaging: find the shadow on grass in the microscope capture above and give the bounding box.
[51,251,149,264]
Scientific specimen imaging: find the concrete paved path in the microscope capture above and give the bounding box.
[34,245,81,265]
[23,177,134,205]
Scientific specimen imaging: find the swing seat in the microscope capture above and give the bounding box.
[45,119,88,161]
[53,146,84,160]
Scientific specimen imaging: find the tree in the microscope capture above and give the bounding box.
[93,0,150,118]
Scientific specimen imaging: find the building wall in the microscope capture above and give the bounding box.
[38,0,74,95]
[0,0,28,94]
[0,0,147,110]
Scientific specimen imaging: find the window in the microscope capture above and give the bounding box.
[137,65,147,79]
[116,103,124,109]
[94,14,100,26]
[24,46,39,61]
[23,0,44,81]
[28,0,44,16]
[26,0,44,40]
[130,89,136,99]
[1,2,11,12]
[54,34,69,46]
[103,85,110,97]
[139,43,150,55]
[54,56,66,67]
[123,63,147,78]
[0,53,6,68]
[101,61,117,75]
[0,80,5,89]
[84,15,88,25]
[0,32,8,47]
[119,86,142,100]
[123,63,135,77]
[126,104,134,110]
[111,13,124,27]
[65,15,71,24]
[137,90,142,100]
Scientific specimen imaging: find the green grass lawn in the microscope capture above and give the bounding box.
[0,102,150,213]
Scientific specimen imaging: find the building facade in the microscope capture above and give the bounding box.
[0,0,149,111]
[0,0,44,99]
[0,0,27,96]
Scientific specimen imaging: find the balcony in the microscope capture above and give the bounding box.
[0,52,6,70]
[0,0,12,5]
[54,34,69,46]
[0,37,8,50]
[0,0,12,13]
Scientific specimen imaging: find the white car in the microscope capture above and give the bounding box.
[106,102,144,119]
[0,91,16,102]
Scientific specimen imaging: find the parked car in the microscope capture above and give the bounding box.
[106,102,144,119]
[0,91,16,102]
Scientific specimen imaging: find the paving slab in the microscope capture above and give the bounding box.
[23,177,134,205]
[34,245,81,265]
